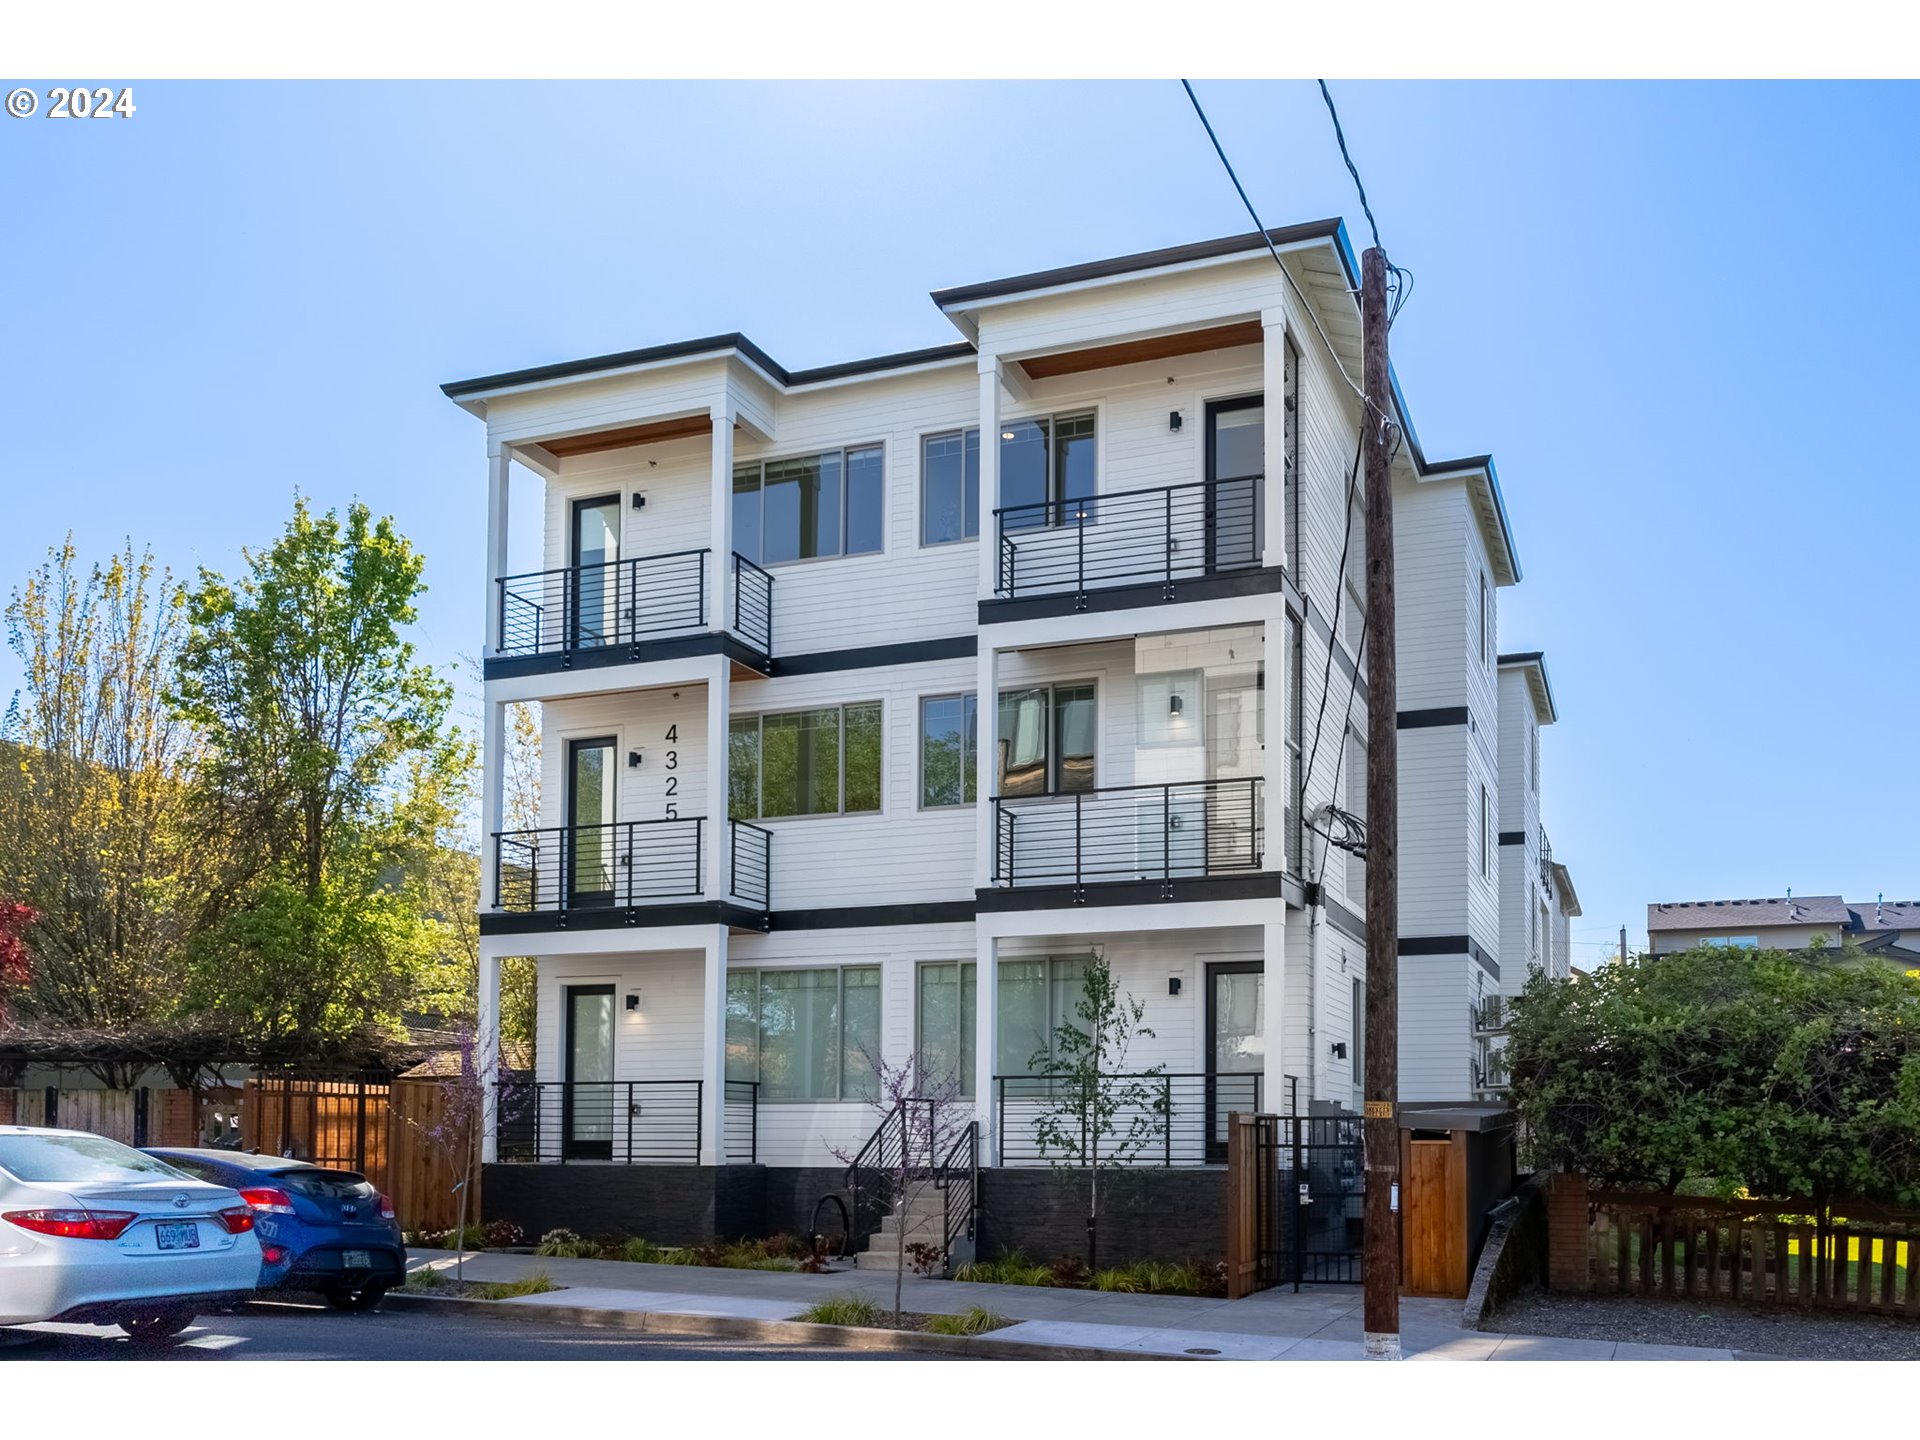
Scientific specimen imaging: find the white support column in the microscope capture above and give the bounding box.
[1262,916,1288,1116]
[976,356,1002,600]
[704,659,731,902]
[973,643,999,888]
[973,931,1000,1164]
[479,696,507,911]
[485,442,511,655]
[700,927,729,1166]
[709,404,736,635]
[1261,308,1288,571]
[477,942,503,1163]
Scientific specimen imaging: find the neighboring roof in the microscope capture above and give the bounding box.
[1497,651,1557,724]
[1550,861,1582,917]
[1847,899,1920,934]
[1646,896,1851,933]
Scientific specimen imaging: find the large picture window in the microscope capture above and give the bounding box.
[915,962,977,1095]
[921,430,980,546]
[729,703,883,819]
[733,444,884,566]
[726,966,881,1101]
[915,957,1090,1084]
[918,693,978,807]
[996,683,1096,797]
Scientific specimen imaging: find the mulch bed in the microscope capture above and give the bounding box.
[1493,1290,1920,1360]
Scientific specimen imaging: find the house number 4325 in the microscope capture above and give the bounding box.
[663,725,679,817]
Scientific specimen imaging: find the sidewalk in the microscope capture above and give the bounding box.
[402,1249,1745,1361]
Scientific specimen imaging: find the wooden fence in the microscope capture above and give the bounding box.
[387,1079,481,1237]
[1224,1112,1280,1299]
[1578,1189,1920,1317]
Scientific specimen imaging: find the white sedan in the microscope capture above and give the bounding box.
[0,1125,262,1339]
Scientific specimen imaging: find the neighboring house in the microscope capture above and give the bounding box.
[1646,895,1920,962]
[450,220,1565,1244]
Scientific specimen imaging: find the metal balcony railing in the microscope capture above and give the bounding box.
[993,475,1261,601]
[493,819,705,912]
[730,820,771,909]
[1539,829,1554,890]
[993,1072,1261,1167]
[493,1079,758,1164]
[732,554,773,653]
[497,550,708,657]
[990,778,1264,890]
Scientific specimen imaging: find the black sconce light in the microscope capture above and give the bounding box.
[626,990,642,1013]
[1168,977,1182,997]
[1169,693,1184,716]
[1330,1041,1348,1060]
[627,750,644,768]
[1169,410,1183,432]
[631,493,646,510]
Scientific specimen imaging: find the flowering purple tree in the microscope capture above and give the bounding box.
[830,1049,971,1323]
[398,1022,500,1280]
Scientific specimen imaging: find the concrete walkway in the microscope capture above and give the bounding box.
[404,1250,1742,1361]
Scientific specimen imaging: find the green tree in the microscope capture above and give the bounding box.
[0,539,199,1080]
[170,498,472,1049]
[1026,953,1169,1272]
[1506,944,1920,1214]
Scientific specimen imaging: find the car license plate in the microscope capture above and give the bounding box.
[156,1222,200,1251]
[343,1250,373,1270]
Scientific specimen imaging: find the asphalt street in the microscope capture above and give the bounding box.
[0,1300,968,1361]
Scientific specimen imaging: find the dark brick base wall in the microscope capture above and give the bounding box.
[482,1164,765,1246]
[761,1166,849,1243]
[977,1168,1228,1266]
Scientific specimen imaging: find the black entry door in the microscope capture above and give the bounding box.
[1204,396,1264,572]
[566,736,617,909]
[562,984,616,1160]
[1206,960,1265,1161]
[570,494,623,649]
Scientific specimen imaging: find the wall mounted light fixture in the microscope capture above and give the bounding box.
[631,493,646,509]
[1169,410,1183,432]
[1330,1041,1348,1060]
[1168,977,1182,997]
[626,990,642,1013]
[1169,693,1184,716]
[627,750,644,768]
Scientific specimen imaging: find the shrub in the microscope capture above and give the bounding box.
[1092,1267,1143,1292]
[534,1228,596,1259]
[953,1252,1054,1287]
[1046,1255,1090,1288]
[473,1269,559,1300]
[401,1268,446,1292]
[618,1237,671,1264]
[424,1224,487,1250]
[799,1295,882,1327]
[904,1240,943,1276]
[925,1305,1009,1336]
[482,1219,526,1249]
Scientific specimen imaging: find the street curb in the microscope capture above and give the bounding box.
[381,1290,1194,1360]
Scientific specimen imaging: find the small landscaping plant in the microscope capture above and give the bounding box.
[954,1251,1224,1295]
[800,1295,881,1327]
[924,1305,1009,1336]
[472,1270,559,1300]
[402,1267,446,1292]
[904,1240,943,1276]
[483,1219,526,1249]
[618,1237,672,1264]
[534,1227,597,1259]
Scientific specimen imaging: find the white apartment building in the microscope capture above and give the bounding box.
[449,221,1565,1247]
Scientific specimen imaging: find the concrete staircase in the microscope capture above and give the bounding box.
[855,1190,966,1272]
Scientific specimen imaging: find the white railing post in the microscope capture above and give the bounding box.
[1261,307,1288,571]
[485,442,511,655]
[976,355,1001,599]
[973,931,999,1165]
[709,404,735,635]
[479,697,507,910]
[478,943,503,1163]
[700,927,728,1166]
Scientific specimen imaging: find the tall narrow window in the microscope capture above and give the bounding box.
[1480,782,1490,878]
[1479,571,1490,667]
[1285,615,1304,872]
[921,430,981,546]
[732,444,884,566]
[996,683,1096,797]
[1530,723,1539,793]
[998,413,1097,532]
[1351,976,1364,1088]
[915,962,977,1095]
[918,693,978,807]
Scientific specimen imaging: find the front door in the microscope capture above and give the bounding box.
[1204,396,1264,572]
[562,984,616,1160]
[1204,674,1264,871]
[570,494,623,649]
[566,737,617,909]
[1206,960,1265,1160]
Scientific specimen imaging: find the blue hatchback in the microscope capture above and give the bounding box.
[143,1149,407,1311]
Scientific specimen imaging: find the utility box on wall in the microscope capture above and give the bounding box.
[1398,1103,1516,1299]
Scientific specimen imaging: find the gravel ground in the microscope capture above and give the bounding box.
[1492,1290,1920,1360]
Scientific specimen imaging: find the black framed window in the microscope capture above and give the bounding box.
[918,693,978,807]
[729,702,883,819]
[726,966,881,1101]
[915,961,976,1096]
[997,413,1096,532]
[996,682,1095,798]
[732,444,884,566]
[921,430,981,546]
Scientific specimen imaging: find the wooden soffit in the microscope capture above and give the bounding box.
[1017,319,1264,381]
[543,413,717,458]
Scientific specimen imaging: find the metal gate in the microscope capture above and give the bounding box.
[1279,1113,1365,1286]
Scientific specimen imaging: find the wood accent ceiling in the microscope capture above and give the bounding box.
[543,413,716,458]
[1017,320,1264,380]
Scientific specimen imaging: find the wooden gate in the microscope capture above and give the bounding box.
[1225,1111,1280,1298]
[1402,1132,1469,1297]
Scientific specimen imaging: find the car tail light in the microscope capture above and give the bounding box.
[261,1244,288,1264]
[376,1192,395,1220]
[216,1206,256,1235]
[239,1186,296,1215]
[3,1209,138,1241]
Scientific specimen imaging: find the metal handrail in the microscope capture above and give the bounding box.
[991,474,1263,599]
[732,553,774,653]
[936,1119,979,1274]
[730,820,772,909]
[493,818,705,911]
[493,1079,705,1164]
[495,549,709,657]
[989,778,1263,889]
[992,1071,1262,1167]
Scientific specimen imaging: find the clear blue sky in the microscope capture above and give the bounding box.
[4,80,1915,961]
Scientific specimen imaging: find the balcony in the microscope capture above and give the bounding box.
[990,476,1271,615]
[993,1071,1261,1166]
[494,1079,759,1164]
[986,778,1267,905]
[489,818,771,926]
[492,549,773,671]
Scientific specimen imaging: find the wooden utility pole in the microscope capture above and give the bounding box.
[1360,244,1401,1360]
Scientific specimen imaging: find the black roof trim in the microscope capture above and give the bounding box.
[1497,651,1545,665]
[786,341,977,386]
[928,219,1347,309]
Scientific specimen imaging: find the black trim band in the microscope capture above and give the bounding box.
[979,567,1287,626]
[483,632,769,684]
[1323,897,1368,945]
[1498,831,1527,847]
[773,635,976,676]
[974,871,1287,914]
[1397,933,1500,980]
[479,901,770,936]
[773,901,978,930]
[1397,706,1470,730]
